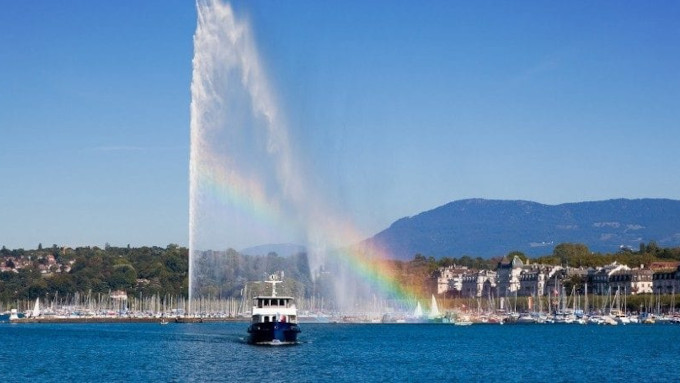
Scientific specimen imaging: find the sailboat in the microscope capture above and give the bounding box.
[27,298,40,318]
[406,301,426,323]
[413,302,423,317]
[610,288,630,325]
[428,295,444,323]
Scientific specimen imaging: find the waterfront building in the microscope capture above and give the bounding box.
[497,256,564,298]
[437,265,468,295]
[518,269,544,297]
[610,268,654,295]
[652,265,679,295]
[589,262,630,295]
[496,256,523,296]
[460,270,497,298]
[649,261,680,271]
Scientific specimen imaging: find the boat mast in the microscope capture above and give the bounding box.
[584,282,588,315]
[265,279,282,297]
[672,286,676,315]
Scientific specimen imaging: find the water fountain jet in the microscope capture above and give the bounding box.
[188,0,418,317]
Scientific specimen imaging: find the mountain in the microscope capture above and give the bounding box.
[240,243,306,257]
[366,198,680,260]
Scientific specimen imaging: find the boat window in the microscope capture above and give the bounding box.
[264,316,269,323]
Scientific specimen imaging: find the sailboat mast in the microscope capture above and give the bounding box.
[584,283,588,315]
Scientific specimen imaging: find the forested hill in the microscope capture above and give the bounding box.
[366,198,680,260]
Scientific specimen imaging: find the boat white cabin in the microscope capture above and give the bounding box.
[251,279,298,325]
[251,295,298,324]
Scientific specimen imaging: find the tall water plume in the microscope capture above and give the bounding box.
[189,0,410,314]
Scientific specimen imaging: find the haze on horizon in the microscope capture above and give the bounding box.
[1,1,679,250]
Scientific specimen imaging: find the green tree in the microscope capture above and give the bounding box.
[47,274,76,297]
[27,279,48,300]
[645,241,659,255]
[109,264,137,290]
[553,243,590,266]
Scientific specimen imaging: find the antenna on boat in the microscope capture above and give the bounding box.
[265,273,282,297]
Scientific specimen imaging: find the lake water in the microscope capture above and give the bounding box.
[2,322,678,382]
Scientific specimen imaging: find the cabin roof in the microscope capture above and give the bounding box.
[254,296,294,300]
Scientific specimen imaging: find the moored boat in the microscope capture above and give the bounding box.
[0,309,20,322]
[247,276,301,345]
[612,312,631,325]
[516,313,537,324]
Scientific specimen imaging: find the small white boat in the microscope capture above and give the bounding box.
[454,321,473,326]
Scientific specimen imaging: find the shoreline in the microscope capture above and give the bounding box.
[7,316,248,324]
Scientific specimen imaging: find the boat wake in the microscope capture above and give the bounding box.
[250,339,301,346]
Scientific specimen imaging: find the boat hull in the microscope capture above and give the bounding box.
[247,321,300,345]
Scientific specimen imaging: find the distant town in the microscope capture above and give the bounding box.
[436,255,678,314]
[438,247,680,299]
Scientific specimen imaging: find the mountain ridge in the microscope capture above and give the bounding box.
[240,243,306,258]
[366,198,680,260]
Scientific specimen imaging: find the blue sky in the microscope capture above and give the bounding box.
[2,1,679,250]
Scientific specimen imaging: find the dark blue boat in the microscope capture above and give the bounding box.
[247,278,301,345]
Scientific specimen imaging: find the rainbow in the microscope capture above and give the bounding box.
[195,149,424,303]
[196,152,287,232]
[335,245,423,302]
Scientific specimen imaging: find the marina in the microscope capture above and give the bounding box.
[4,298,679,326]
